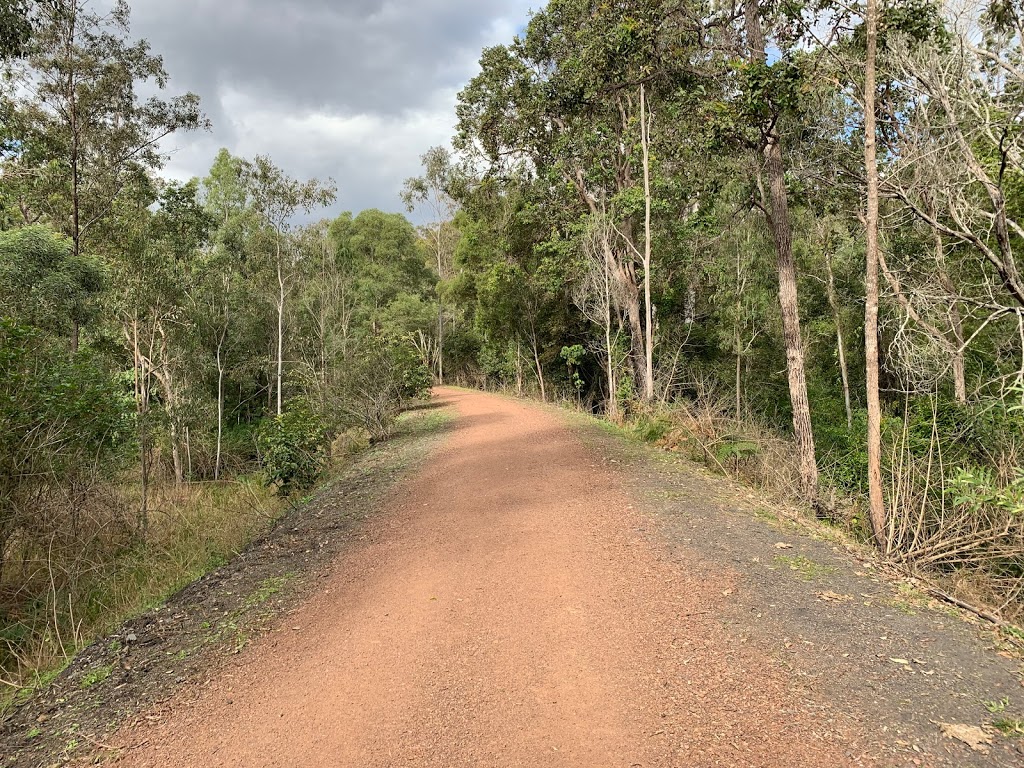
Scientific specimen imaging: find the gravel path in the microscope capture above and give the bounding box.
[115,388,863,767]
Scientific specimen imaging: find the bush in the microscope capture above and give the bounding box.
[339,340,432,441]
[255,403,328,493]
[0,320,129,577]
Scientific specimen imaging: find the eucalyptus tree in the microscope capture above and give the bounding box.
[1,0,207,350]
[242,156,335,416]
[0,224,103,339]
[700,0,822,499]
[199,149,255,478]
[457,0,702,402]
[402,146,462,384]
[0,0,36,60]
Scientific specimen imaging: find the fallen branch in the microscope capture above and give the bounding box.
[924,586,1020,637]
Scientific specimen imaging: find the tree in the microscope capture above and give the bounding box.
[0,224,103,339]
[402,146,462,385]
[456,0,699,403]
[242,156,335,416]
[0,0,36,60]
[863,0,886,550]
[735,0,819,500]
[2,0,207,350]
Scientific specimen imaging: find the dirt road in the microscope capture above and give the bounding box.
[119,389,863,767]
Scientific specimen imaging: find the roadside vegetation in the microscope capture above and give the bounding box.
[0,1,433,699]
[420,0,1024,629]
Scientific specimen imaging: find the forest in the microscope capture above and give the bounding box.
[2,0,1024,696]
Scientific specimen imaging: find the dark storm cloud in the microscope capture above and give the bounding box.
[124,0,534,217]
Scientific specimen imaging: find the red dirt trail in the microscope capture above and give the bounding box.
[117,388,863,768]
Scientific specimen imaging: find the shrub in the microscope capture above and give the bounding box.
[255,403,328,493]
[338,340,432,441]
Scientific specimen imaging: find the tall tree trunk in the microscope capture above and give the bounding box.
[864,0,887,551]
[735,245,745,420]
[640,83,655,402]
[745,0,819,499]
[933,231,967,403]
[948,294,967,404]
[515,341,524,396]
[131,317,150,538]
[528,320,547,403]
[437,304,445,385]
[825,250,854,429]
[276,238,285,418]
[156,366,184,487]
[604,251,619,422]
[618,268,647,398]
[215,341,225,482]
[68,5,81,355]
[436,224,446,386]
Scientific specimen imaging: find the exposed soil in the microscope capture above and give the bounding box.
[3,388,1022,767]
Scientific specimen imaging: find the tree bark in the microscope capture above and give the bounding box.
[436,223,446,386]
[745,0,819,499]
[934,232,967,404]
[604,250,619,422]
[276,237,285,418]
[864,0,887,551]
[640,83,655,402]
[215,342,224,481]
[824,249,853,429]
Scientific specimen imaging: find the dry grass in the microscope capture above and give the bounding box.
[637,387,808,514]
[625,388,1024,626]
[0,475,281,702]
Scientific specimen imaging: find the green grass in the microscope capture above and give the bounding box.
[993,717,1024,737]
[985,696,1010,714]
[79,664,112,689]
[773,554,837,581]
[243,574,292,610]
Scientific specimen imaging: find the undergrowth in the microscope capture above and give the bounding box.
[0,422,388,712]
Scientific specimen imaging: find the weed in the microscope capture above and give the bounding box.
[985,697,1011,714]
[993,717,1024,737]
[1005,624,1024,644]
[25,727,41,739]
[243,574,293,610]
[79,665,112,689]
[774,554,837,581]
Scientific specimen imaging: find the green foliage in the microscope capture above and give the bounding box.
[560,344,586,393]
[79,664,112,689]
[632,414,672,443]
[715,439,760,463]
[338,340,433,441]
[0,225,104,336]
[256,403,328,494]
[0,318,128,483]
[950,468,1024,517]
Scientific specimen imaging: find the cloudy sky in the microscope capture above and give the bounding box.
[126,0,535,221]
